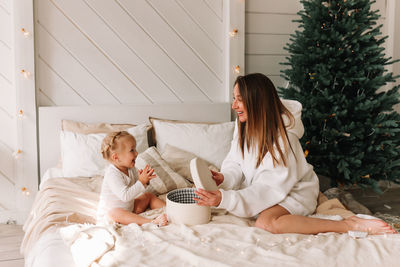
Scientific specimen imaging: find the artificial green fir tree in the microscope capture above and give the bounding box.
[280,0,400,191]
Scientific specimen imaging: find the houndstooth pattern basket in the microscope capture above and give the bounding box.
[166,188,211,225]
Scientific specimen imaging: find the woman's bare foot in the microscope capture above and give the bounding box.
[151,213,168,227]
[344,216,397,235]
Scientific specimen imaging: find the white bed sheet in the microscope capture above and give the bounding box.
[25,227,75,267]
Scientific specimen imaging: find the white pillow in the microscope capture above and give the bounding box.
[151,119,235,168]
[60,124,149,177]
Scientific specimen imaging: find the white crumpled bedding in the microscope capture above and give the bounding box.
[22,177,400,267]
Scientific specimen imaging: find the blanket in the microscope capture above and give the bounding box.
[21,177,400,267]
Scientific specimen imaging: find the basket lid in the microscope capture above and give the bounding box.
[190,157,218,191]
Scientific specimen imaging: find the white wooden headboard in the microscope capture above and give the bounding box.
[38,103,231,177]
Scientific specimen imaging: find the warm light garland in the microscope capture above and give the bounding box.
[18,109,25,119]
[13,149,22,159]
[21,28,30,37]
[234,65,240,74]
[21,187,30,196]
[21,69,31,79]
[229,28,238,37]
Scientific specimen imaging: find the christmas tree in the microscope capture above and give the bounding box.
[280,0,400,192]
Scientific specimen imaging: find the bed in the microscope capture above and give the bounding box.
[21,103,400,267]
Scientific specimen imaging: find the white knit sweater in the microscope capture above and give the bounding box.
[217,100,319,218]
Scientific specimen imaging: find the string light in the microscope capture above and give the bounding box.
[21,28,30,38]
[21,69,31,79]
[18,109,25,119]
[13,149,22,159]
[229,28,238,37]
[21,187,30,196]
[234,65,240,74]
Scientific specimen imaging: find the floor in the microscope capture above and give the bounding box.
[348,187,400,216]
[0,224,24,267]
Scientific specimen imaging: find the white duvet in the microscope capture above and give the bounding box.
[22,177,400,267]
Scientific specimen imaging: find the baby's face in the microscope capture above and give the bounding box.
[116,136,138,169]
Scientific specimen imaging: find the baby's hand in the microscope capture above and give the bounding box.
[138,165,156,186]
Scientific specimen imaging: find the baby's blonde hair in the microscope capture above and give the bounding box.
[101,131,135,161]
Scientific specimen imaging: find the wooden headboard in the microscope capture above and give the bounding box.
[38,103,231,177]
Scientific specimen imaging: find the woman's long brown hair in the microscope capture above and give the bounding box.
[235,73,295,167]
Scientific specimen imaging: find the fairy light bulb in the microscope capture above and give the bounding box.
[234,65,240,74]
[13,149,22,159]
[21,69,31,79]
[229,28,238,37]
[18,109,25,119]
[21,28,30,37]
[21,187,30,196]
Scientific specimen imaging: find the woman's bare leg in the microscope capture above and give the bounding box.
[133,192,166,214]
[108,208,151,225]
[255,205,397,235]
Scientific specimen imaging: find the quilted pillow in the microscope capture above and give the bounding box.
[135,147,192,195]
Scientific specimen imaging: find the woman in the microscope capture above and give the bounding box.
[194,73,396,235]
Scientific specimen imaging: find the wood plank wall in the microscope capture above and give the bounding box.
[0,0,18,223]
[35,0,226,106]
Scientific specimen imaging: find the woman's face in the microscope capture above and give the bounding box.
[232,84,248,122]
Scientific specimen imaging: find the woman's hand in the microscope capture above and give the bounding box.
[138,165,156,186]
[210,170,224,186]
[194,188,222,207]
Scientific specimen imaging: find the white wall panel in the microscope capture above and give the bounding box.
[246,13,299,34]
[246,0,302,14]
[0,74,15,115]
[118,0,224,101]
[36,57,89,106]
[246,34,289,55]
[178,0,224,50]
[246,55,288,75]
[204,0,223,20]
[37,23,120,105]
[35,0,227,105]
[0,43,12,78]
[37,0,150,104]
[0,7,12,47]
[0,142,15,184]
[41,0,174,104]
[0,177,15,212]
[0,110,15,144]
[85,0,210,102]
[149,0,223,79]
[0,0,16,223]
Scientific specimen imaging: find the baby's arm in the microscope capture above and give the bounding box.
[107,172,146,202]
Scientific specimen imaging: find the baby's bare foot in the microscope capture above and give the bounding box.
[344,216,397,235]
[152,213,168,227]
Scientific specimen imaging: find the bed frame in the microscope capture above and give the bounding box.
[38,103,231,178]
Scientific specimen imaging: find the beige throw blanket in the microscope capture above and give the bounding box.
[21,177,102,255]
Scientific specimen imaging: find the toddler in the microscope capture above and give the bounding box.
[97,131,167,226]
